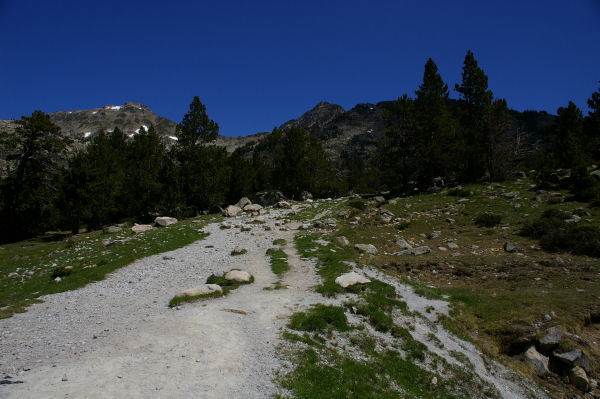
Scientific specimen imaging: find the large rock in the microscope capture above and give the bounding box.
[524,346,549,377]
[225,270,252,282]
[154,216,178,227]
[553,349,591,373]
[254,191,285,207]
[224,205,243,217]
[243,203,263,212]
[539,325,563,351]
[354,243,378,254]
[235,197,252,209]
[335,272,371,288]
[131,224,153,234]
[569,366,590,391]
[174,284,222,299]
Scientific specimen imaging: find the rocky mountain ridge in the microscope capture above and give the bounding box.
[1,99,554,165]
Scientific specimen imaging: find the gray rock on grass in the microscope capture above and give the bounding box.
[539,325,563,351]
[524,346,549,377]
[131,224,153,234]
[354,244,377,254]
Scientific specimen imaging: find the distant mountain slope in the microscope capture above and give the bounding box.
[1,100,555,169]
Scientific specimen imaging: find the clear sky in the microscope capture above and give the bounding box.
[1,0,599,137]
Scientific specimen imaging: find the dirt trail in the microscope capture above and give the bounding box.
[0,208,321,398]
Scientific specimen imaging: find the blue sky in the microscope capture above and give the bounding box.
[1,0,599,137]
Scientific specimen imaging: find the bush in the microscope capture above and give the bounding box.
[348,198,367,211]
[474,212,502,227]
[521,210,600,257]
[447,187,471,197]
[289,305,350,332]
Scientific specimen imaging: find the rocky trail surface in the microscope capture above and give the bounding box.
[0,204,546,398]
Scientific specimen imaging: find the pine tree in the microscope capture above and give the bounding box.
[553,101,584,168]
[171,97,229,213]
[0,111,70,241]
[584,83,600,160]
[176,96,219,147]
[484,98,513,180]
[455,50,493,181]
[379,94,418,193]
[414,58,458,187]
[124,125,167,219]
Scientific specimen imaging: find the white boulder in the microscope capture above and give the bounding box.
[335,272,371,288]
[225,270,252,282]
[224,205,243,217]
[154,216,178,227]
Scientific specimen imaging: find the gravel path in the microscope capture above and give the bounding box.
[0,204,547,398]
[0,207,322,398]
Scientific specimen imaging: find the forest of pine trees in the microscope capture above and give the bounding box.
[1,51,599,242]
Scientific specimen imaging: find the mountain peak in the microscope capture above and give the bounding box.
[280,101,345,131]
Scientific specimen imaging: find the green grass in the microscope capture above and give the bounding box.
[0,215,216,319]
[289,304,351,332]
[295,233,355,296]
[272,238,287,246]
[266,248,290,275]
[230,248,248,256]
[279,347,466,399]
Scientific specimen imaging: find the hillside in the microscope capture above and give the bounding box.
[0,177,598,397]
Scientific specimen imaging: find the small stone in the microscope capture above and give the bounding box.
[431,376,438,386]
[54,277,62,282]
[62,375,68,382]
[504,241,520,253]
[447,242,459,250]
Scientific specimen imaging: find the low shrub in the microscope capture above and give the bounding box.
[521,210,600,257]
[474,212,502,227]
[347,198,367,211]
